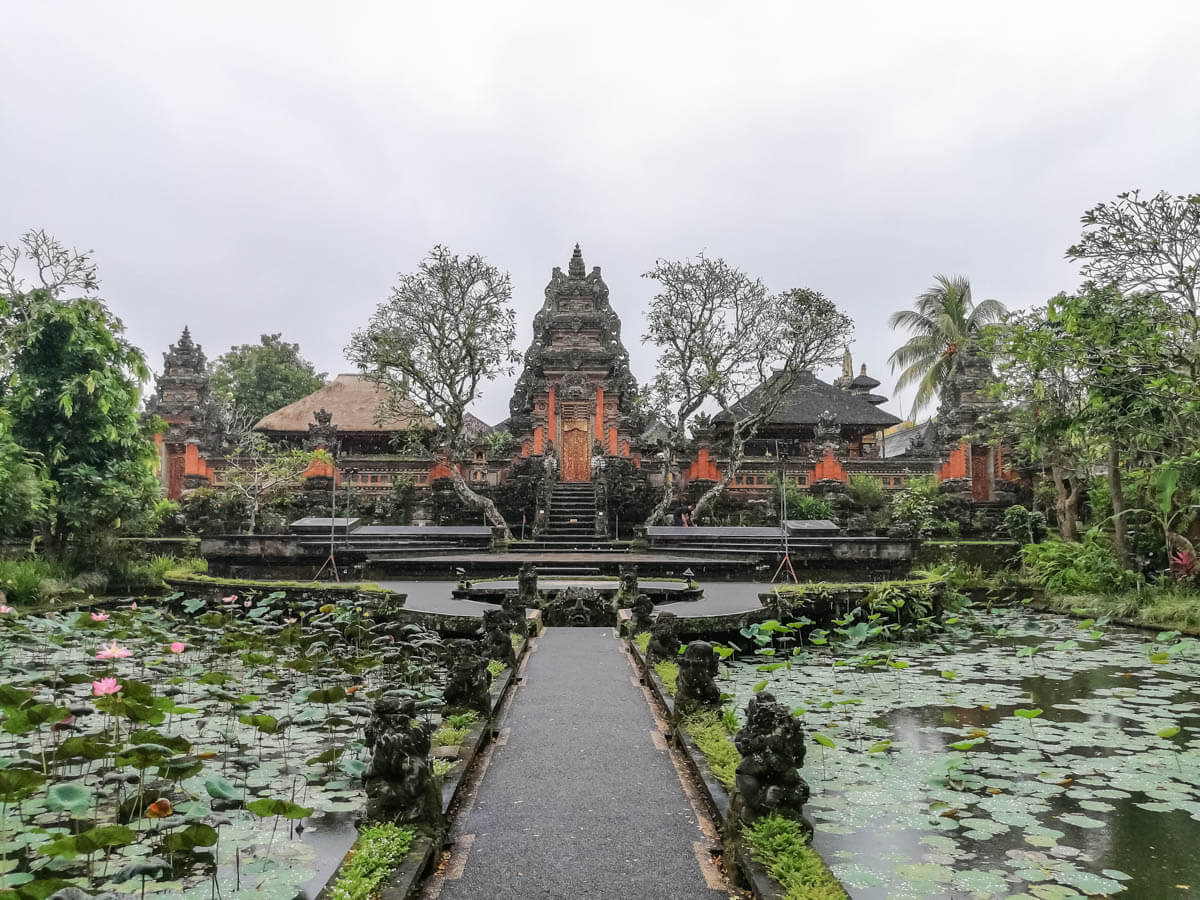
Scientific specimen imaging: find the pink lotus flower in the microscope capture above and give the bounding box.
[129,602,138,610]
[244,600,252,608]
[221,595,237,605]
[92,677,121,696]
[95,641,132,660]
[283,617,296,625]
[0,605,13,614]
[90,612,110,622]
[169,641,186,653]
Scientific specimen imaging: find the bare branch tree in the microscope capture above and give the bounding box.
[220,432,324,534]
[346,245,519,539]
[1068,190,1200,357]
[0,228,99,299]
[641,255,852,525]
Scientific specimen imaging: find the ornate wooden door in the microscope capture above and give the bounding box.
[971,445,991,502]
[561,419,591,482]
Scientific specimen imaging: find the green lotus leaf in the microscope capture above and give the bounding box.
[0,768,45,802]
[306,686,346,705]
[163,823,218,852]
[203,776,239,801]
[47,782,92,813]
[245,797,313,820]
[40,824,135,858]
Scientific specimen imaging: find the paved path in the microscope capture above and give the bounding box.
[427,628,729,900]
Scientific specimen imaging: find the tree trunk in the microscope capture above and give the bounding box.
[692,432,747,524]
[644,446,677,529]
[448,464,513,542]
[1050,456,1079,541]
[1108,441,1130,568]
[247,500,258,535]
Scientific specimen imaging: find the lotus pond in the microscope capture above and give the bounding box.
[722,607,1200,899]
[0,592,450,900]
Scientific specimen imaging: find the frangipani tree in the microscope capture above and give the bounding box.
[641,254,852,525]
[347,245,518,539]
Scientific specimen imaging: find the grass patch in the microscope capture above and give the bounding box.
[654,660,678,694]
[745,813,847,900]
[511,632,523,651]
[166,571,391,593]
[328,822,415,900]
[1040,588,1200,633]
[432,758,457,779]
[770,575,944,596]
[487,659,506,678]
[681,710,740,789]
[434,711,478,747]
[634,632,650,654]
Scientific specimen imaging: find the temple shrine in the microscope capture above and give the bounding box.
[505,244,641,481]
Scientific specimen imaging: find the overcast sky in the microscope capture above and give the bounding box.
[3,2,1199,425]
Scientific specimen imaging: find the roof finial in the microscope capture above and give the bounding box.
[178,326,194,350]
[569,243,585,277]
[841,345,852,379]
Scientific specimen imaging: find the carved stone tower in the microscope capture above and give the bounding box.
[145,327,223,498]
[507,246,640,482]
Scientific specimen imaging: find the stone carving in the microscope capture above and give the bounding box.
[732,691,810,825]
[542,586,612,627]
[630,593,655,633]
[506,245,641,462]
[517,563,538,606]
[617,564,638,606]
[500,590,526,630]
[304,407,339,454]
[443,638,492,713]
[646,611,681,663]
[482,608,517,668]
[363,696,442,825]
[814,408,840,446]
[675,641,721,714]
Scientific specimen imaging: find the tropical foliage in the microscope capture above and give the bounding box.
[210,333,327,423]
[887,274,1006,417]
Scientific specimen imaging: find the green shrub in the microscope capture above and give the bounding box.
[1020,531,1140,595]
[0,558,61,605]
[0,557,110,605]
[1003,505,1048,545]
[328,823,415,900]
[847,474,886,509]
[889,488,938,538]
[766,474,833,523]
[744,814,847,900]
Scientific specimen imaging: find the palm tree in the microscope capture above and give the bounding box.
[888,275,1006,418]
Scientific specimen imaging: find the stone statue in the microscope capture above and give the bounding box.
[363,696,442,825]
[482,608,517,668]
[675,641,721,714]
[630,593,655,633]
[732,691,810,824]
[500,590,526,633]
[646,611,681,663]
[443,638,492,714]
[517,563,538,606]
[543,586,611,627]
[617,564,638,607]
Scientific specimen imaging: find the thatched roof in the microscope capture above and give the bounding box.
[255,374,433,434]
[713,370,901,428]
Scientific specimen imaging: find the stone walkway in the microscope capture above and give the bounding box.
[425,628,730,900]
